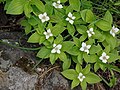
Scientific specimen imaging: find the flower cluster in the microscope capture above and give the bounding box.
[80,42,91,54]
[66,12,76,24]
[51,44,62,54]
[38,12,50,23]
[87,28,95,37]
[43,29,53,39]
[52,0,63,9]
[110,26,119,37]
[78,73,86,82]
[99,52,110,63]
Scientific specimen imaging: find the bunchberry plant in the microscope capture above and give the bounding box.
[1,0,120,90]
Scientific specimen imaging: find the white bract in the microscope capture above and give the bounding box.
[66,12,76,24]
[51,44,62,54]
[80,42,91,54]
[52,0,63,9]
[43,29,53,39]
[38,12,50,23]
[87,28,95,37]
[78,73,86,82]
[110,26,119,37]
[99,52,110,63]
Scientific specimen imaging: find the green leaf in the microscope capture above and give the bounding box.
[104,45,111,53]
[71,78,80,89]
[103,11,113,24]
[95,19,111,31]
[27,32,40,43]
[38,35,46,44]
[83,64,90,75]
[61,69,78,80]
[6,0,26,14]
[108,53,119,63]
[105,33,117,50]
[99,63,106,71]
[73,37,81,47]
[90,54,98,63]
[86,39,94,45]
[83,53,90,63]
[67,23,75,36]
[51,24,65,36]
[81,0,92,9]
[28,16,38,26]
[69,0,80,11]
[81,9,95,23]
[72,56,79,63]
[31,0,45,12]
[81,80,87,90]
[62,41,74,52]
[66,46,80,56]
[114,1,120,6]
[4,0,11,10]
[66,5,73,14]
[20,19,31,34]
[50,53,58,65]
[54,35,63,44]
[90,44,102,54]
[73,12,81,20]
[24,1,32,18]
[37,47,51,58]
[79,33,87,41]
[58,52,67,62]
[45,2,53,15]
[62,58,71,70]
[93,29,105,42]
[76,63,82,73]
[94,63,100,72]
[47,37,54,44]
[76,25,87,34]
[77,53,83,64]
[83,53,98,63]
[86,72,101,84]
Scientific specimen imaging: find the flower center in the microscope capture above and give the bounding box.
[42,16,46,20]
[103,56,107,60]
[56,3,60,7]
[112,29,116,33]
[46,32,51,36]
[54,47,59,51]
[83,46,88,50]
[89,31,93,34]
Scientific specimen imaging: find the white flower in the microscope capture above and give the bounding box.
[66,12,76,24]
[110,26,119,37]
[78,73,86,82]
[87,28,95,37]
[43,29,53,39]
[80,42,91,54]
[52,0,63,9]
[38,12,50,23]
[51,44,62,54]
[99,52,110,63]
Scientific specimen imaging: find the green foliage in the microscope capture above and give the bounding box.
[6,0,26,14]
[3,0,120,90]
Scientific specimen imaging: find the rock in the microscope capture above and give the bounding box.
[6,67,38,90]
[0,70,8,89]
[37,70,70,90]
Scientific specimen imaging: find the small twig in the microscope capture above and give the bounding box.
[32,59,44,70]
[39,66,60,78]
